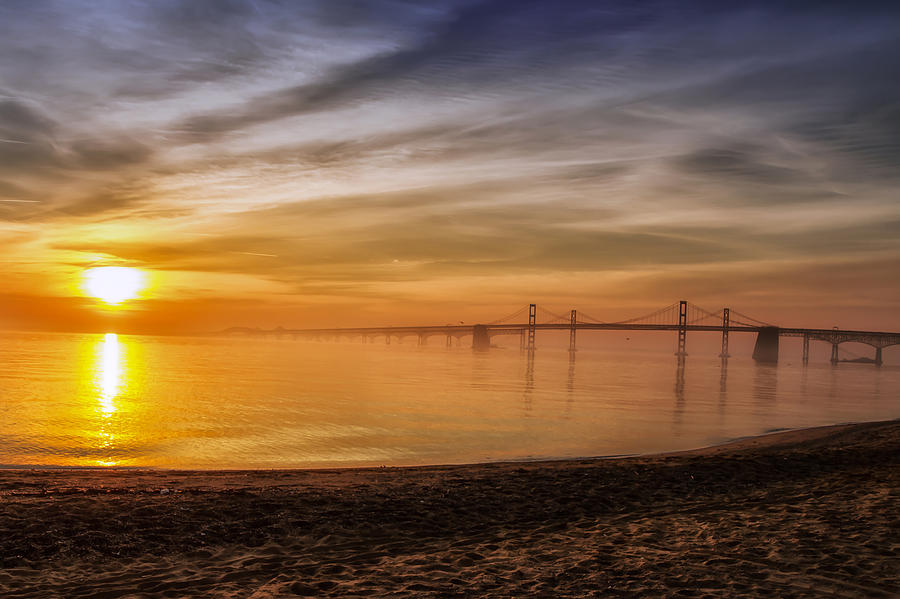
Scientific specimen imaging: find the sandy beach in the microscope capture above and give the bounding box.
[1,421,897,598]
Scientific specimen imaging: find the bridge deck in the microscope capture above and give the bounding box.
[224,323,900,347]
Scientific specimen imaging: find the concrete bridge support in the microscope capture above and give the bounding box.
[472,325,491,351]
[802,334,809,365]
[417,334,426,347]
[752,327,780,363]
[875,347,883,366]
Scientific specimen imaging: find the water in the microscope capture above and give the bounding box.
[0,332,897,469]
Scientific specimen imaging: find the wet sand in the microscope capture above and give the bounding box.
[1,420,898,598]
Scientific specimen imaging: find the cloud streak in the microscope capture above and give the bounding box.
[1,0,898,330]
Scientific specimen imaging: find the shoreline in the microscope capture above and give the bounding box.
[1,419,897,597]
[0,419,887,476]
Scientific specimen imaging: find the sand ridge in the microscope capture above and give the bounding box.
[0,420,898,597]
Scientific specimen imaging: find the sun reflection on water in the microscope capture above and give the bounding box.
[91,333,127,466]
[98,333,120,415]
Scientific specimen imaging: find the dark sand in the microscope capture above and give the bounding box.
[1,421,898,598]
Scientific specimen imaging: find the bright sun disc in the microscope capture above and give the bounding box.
[84,267,145,304]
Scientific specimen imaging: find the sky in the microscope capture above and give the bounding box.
[1,0,899,333]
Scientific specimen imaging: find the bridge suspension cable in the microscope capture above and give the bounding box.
[728,309,774,328]
[685,303,724,326]
[607,302,682,326]
[536,306,571,324]
[487,305,531,325]
[488,302,775,328]
[576,311,607,325]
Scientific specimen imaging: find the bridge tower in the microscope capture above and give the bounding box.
[569,309,577,352]
[527,304,536,350]
[675,300,688,356]
[719,308,730,358]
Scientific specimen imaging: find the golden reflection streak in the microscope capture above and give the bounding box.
[98,333,120,414]
[92,333,127,466]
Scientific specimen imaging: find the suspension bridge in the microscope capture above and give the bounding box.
[222,301,900,365]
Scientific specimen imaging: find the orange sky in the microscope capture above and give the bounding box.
[1,1,899,334]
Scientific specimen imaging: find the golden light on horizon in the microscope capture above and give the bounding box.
[84,267,146,305]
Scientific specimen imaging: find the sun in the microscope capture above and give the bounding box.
[84,267,145,304]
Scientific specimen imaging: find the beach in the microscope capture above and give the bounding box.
[1,420,897,598]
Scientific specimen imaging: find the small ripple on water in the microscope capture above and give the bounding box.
[0,334,898,468]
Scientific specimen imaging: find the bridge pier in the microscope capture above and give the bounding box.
[875,347,883,366]
[446,334,452,348]
[830,343,838,364]
[802,334,809,364]
[719,307,730,358]
[752,327,780,363]
[472,325,491,351]
[418,334,426,347]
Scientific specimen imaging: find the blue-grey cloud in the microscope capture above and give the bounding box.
[1,0,899,321]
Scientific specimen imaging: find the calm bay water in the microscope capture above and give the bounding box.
[0,332,897,469]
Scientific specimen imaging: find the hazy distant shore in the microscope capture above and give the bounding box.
[1,420,897,597]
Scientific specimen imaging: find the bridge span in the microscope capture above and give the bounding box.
[222,301,900,365]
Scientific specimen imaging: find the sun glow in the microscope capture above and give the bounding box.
[84,267,145,304]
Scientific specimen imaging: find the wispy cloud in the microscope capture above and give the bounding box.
[1,0,898,329]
